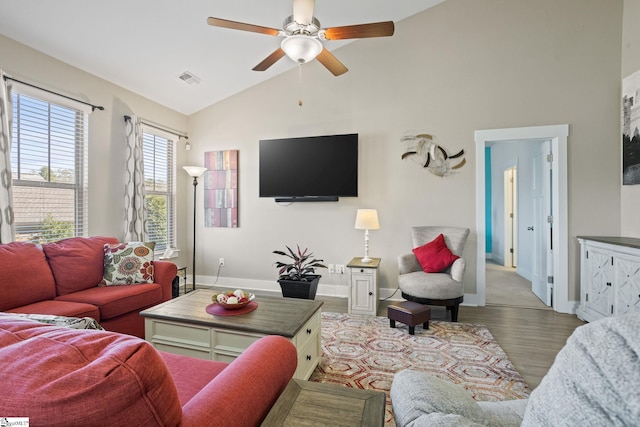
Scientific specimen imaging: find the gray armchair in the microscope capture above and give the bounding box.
[397,226,470,322]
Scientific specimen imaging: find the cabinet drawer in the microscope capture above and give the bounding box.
[295,333,320,380]
[352,267,374,276]
[294,310,321,350]
[212,329,263,354]
[148,320,211,348]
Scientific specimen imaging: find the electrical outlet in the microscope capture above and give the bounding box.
[336,264,345,274]
[328,264,335,273]
[219,258,225,266]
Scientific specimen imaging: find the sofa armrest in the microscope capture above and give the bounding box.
[153,261,177,302]
[180,335,297,427]
[398,252,422,275]
[450,258,466,283]
[391,369,493,427]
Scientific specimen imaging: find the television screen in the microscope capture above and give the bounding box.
[259,133,358,200]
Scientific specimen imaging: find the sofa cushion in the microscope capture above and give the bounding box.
[0,317,182,427]
[5,299,101,320]
[42,236,119,296]
[413,234,459,273]
[399,271,464,300]
[101,241,155,285]
[0,242,57,310]
[55,283,163,320]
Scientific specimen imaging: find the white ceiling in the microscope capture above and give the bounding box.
[0,0,443,115]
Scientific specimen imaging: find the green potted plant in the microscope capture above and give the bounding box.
[273,245,327,300]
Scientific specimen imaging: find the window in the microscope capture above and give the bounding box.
[10,86,88,243]
[142,130,176,252]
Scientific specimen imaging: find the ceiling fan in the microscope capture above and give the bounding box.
[207,0,395,76]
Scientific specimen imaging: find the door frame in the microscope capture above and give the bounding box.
[473,124,570,313]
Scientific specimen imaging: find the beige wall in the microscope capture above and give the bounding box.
[0,34,189,265]
[621,0,640,236]
[185,0,623,305]
[1,0,627,308]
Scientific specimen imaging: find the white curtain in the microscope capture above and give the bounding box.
[124,114,147,241]
[0,72,15,243]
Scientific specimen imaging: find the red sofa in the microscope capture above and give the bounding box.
[0,236,177,337]
[0,315,297,426]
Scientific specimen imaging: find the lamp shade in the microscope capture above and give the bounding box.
[281,35,323,64]
[355,209,380,230]
[183,166,207,177]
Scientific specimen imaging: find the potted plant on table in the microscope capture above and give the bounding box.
[273,245,327,300]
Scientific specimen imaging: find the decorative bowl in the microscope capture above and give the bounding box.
[212,290,255,310]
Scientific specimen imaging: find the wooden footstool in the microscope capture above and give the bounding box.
[388,301,431,335]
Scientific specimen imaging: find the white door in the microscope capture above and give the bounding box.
[503,167,517,267]
[531,141,553,306]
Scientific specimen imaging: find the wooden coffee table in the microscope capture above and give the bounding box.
[261,379,386,426]
[140,289,323,380]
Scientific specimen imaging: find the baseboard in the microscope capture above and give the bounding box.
[193,274,402,301]
[461,293,480,307]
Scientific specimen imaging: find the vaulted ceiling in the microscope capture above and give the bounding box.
[0,0,444,115]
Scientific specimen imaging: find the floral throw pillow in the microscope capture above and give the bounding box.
[101,242,155,286]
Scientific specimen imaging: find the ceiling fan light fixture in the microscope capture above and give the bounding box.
[281,35,322,64]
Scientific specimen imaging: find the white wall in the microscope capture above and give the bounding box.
[621,0,640,236]
[0,0,626,304]
[0,34,188,266]
[184,0,623,302]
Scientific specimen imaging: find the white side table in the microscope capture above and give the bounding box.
[347,257,381,316]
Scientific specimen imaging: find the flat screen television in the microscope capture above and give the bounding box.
[259,133,358,202]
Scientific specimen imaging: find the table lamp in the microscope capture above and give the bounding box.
[355,209,380,263]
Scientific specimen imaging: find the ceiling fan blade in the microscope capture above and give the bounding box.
[207,17,280,36]
[253,48,286,71]
[293,0,315,25]
[316,48,348,76]
[322,21,395,40]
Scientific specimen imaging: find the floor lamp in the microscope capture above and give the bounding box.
[183,166,207,292]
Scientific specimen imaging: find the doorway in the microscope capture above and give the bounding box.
[474,125,570,313]
[504,166,517,268]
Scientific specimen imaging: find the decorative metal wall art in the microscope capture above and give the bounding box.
[401,133,466,177]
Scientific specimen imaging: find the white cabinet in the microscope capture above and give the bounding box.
[347,257,380,316]
[577,237,640,322]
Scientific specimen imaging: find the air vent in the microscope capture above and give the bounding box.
[177,71,201,85]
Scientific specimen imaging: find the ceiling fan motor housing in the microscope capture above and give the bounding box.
[283,15,321,35]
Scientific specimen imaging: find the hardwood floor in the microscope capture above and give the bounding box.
[204,287,585,390]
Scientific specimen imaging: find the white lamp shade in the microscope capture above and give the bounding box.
[355,209,380,230]
[183,166,207,177]
[281,35,323,64]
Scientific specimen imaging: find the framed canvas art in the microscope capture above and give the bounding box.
[204,150,238,227]
[623,68,640,185]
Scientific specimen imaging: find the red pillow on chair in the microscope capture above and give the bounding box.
[412,234,459,273]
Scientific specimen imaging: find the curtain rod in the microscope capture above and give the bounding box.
[123,115,188,140]
[3,75,104,112]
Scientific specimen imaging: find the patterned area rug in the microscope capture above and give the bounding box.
[309,312,530,426]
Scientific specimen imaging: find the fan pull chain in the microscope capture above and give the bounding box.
[298,64,303,107]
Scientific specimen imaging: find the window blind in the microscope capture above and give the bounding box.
[142,130,176,252]
[10,90,88,243]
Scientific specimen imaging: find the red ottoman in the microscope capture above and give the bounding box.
[388,301,431,335]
